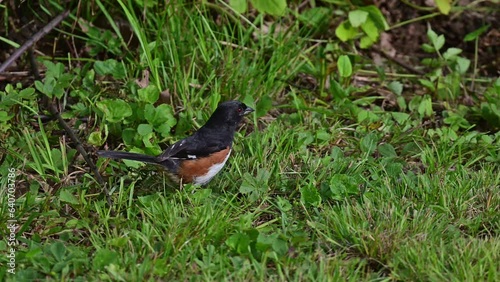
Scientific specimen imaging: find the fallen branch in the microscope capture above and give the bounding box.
[5,9,113,207]
[0,10,70,73]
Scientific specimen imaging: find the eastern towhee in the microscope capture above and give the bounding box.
[98,100,254,185]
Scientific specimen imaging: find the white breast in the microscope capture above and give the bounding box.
[193,149,231,185]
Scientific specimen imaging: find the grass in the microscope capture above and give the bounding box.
[0,1,499,281]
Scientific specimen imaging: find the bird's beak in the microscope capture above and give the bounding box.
[243,107,254,115]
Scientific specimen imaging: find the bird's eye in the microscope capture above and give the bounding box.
[238,107,243,112]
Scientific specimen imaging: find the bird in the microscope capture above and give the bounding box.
[98,100,254,185]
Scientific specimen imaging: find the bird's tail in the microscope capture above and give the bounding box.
[97,150,157,164]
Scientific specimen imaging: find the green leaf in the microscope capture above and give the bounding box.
[421,43,435,53]
[255,233,288,256]
[239,169,270,202]
[44,61,65,79]
[454,57,470,74]
[375,66,386,81]
[276,197,292,212]
[464,25,490,42]
[443,47,462,60]
[387,81,403,95]
[335,21,358,42]
[94,59,126,79]
[35,77,55,98]
[300,185,321,207]
[481,134,493,144]
[92,249,119,271]
[122,128,136,145]
[435,0,451,15]
[391,112,410,124]
[427,28,445,51]
[359,5,389,30]
[360,132,379,154]
[137,124,153,136]
[96,99,133,123]
[225,233,251,255]
[50,242,66,261]
[4,83,13,93]
[146,104,177,129]
[481,102,500,127]
[144,104,155,123]
[384,162,403,178]
[142,132,156,148]
[348,10,368,27]
[229,0,247,13]
[435,34,445,51]
[418,95,433,117]
[443,112,471,130]
[19,87,36,98]
[272,238,288,256]
[359,35,375,49]
[51,149,63,170]
[360,18,379,41]
[257,168,271,183]
[331,79,348,98]
[256,233,275,252]
[239,176,256,194]
[250,0,287,16]
[88,131,103,146]
[378,143,397,158]
[0,111,13,122]
[137,85,160,103]
[337,55,352,78]
[157,123,172,138]
[316,130,330,141]
[299,7,330,28]
[427,28,438,43]
[256,95,273,117]
[83,69,96,89]
[59,190,79,205]
[357,110,380,123]
[329,174,358,199]
[397,96,407,110]
[419,79,436,91]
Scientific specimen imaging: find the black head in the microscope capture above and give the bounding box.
[201,100,254,132]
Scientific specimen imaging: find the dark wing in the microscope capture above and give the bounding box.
[155,138,191,161]
[156,135,228,161]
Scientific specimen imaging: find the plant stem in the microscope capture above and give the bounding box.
[389,13,441,30]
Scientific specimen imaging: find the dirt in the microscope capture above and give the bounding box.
[377,0,499,77]
[1,1,498,86]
